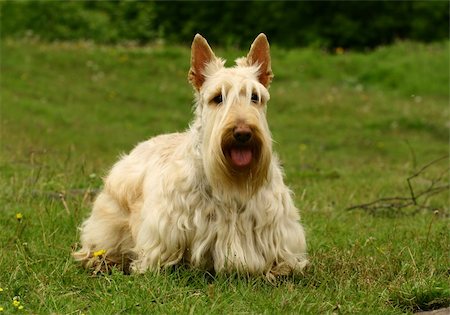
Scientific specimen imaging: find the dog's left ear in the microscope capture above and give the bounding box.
[189,34,216,91]
[247,33,273,87]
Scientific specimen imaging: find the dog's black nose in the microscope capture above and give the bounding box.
[233,125,252,143]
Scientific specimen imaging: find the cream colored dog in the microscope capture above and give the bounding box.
[74,34,308,278]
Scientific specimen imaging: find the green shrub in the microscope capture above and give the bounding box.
[1,1,448,48]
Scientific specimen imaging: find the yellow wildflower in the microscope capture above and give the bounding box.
[0,306,3,312]
[18,305,24,310]
[12,300,20,307]
[0,287,3,292]
[93,249,106,257]
[16,213,23,221]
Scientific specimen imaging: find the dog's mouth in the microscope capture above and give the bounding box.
[222,143,257,170]
[221,125,261,170]
[229,146,253,168]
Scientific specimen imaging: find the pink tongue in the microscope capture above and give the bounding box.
[230,148,252,167]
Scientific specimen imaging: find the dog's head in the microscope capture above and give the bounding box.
[189,34,274,200]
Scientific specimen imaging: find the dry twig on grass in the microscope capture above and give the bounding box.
[347,155,449,214]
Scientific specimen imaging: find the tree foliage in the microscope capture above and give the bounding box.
[1,1,448,49]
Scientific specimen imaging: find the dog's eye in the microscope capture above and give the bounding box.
[211,94,223,105]
[251,93,259,103]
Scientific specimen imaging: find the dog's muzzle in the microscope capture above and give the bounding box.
[221,123,260,169]
[229,125,253,167]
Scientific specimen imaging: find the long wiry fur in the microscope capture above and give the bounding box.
[73,34,308,278]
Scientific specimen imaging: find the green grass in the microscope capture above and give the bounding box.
[1,38,449,314]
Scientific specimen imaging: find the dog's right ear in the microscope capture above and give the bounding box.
[189,34,216,91]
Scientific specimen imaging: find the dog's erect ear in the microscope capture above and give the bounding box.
[189,34,216,91]
[246,33,273,87]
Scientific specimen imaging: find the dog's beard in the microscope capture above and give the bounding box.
[203,125,271,201]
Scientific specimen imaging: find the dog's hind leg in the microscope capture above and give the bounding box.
[73,192,134,272]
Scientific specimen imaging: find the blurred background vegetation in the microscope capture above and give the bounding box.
[1,0,448,49]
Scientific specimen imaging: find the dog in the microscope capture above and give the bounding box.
[73,34,308,278]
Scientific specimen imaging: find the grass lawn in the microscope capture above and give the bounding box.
[0,38,449,314]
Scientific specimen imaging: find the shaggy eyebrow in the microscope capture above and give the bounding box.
[206,84,229,101]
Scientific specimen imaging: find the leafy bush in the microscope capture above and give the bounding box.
[1,1,155,44]
[1,1,448,49]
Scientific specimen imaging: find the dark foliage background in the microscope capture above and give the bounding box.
[1,1,448,49]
